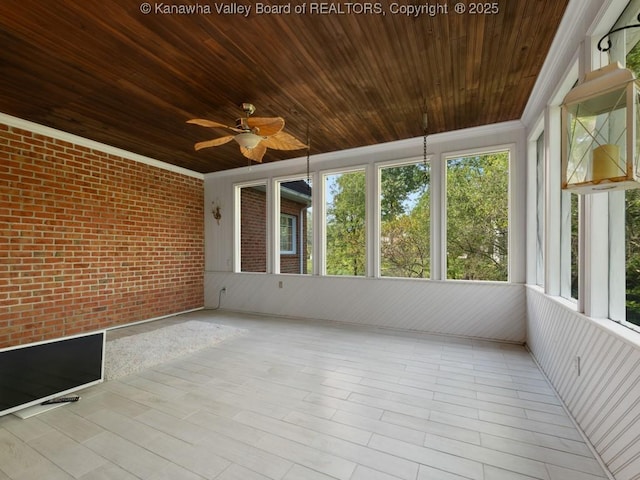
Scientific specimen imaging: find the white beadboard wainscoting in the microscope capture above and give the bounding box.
[205,272,526,343]
[527,286,640,480]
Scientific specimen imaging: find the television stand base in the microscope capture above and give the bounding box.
[13,396,80,419]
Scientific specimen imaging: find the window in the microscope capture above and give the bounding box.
[379,161,430,278]
[625,189,640,325]
[446,150,509,281]
[238,183,267,273]
[277,179,312,274]
[324,169,366,276]
[624,25,640,327]
[280,214,297,254]
[560,191,579,301]
[607,1,640,329]
[536,132,545,286]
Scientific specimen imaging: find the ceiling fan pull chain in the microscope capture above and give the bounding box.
[422,110,428,175]
[422,111,429,167]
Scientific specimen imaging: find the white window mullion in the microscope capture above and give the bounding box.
[233,184,241,273]
[366,162,375,278]
[372,164,382,278]
[583,194,609,317]
[609,190,625,321]
[266,179,274,274]
[272,180,281,274]
[545,106,563,296]
[432,152,443,280]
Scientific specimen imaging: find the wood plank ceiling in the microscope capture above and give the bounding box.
[0,0,568,173]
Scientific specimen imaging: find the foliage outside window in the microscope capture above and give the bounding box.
[560,191,579,300]
[379,162,430,278]
[325,170,366,276]
[446,151,509,281]
[605,7,640,327]
[624,39,640,326]
[626,189,640,324]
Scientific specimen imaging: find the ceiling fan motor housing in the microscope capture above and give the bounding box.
[241,103,256,116]
[236,117,250,131]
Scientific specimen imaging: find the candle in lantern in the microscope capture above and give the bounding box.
[592,144,621,181]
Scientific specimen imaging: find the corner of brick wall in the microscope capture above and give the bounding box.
[0,125,204,348]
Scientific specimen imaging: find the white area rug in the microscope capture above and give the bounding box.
[105,321,246,380]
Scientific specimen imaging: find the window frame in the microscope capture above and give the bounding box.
[375,156,432,279]
[234,180,270,274]
[442,144,515,283]
[535,132,546,287]
[273,175,315,276]
[320,166,368,277]
[280,213,297,255]
[606,3,640,331]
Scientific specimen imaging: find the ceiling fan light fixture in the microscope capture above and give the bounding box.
[188,104,307,163]
[234,132,262,149]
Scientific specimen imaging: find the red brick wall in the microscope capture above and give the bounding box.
[240,187,267,272]
[239,187,309,274]
[0,124,204,348]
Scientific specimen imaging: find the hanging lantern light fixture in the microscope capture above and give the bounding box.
[561,61,640,193]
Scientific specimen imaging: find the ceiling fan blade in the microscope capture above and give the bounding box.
[240,143,267,163]
[261,131,309,151]
[246,117,285,137]
[187,118,243,133]
[194,136,234,150]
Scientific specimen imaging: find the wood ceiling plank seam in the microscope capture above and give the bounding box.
[484,1,524,124]
[421,24,448,134]
[446,18,462,131]
[241,15,334,132]
[414,17,440,129]
[420,13,452,132]
[451,15,469,129]
[376,19,425,138]
[478,11,507,126]
[0,50,95,117]
[514,1,565,120]
[466,15,485,93]
[2,1,213,131]
[499,1,543,120]
[82,3,264,121]
[348,17,404,138]
[265,17,356,138]
[69,3,225,98]
[521,4,562,80]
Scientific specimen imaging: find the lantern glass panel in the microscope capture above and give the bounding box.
[566,87,627,185]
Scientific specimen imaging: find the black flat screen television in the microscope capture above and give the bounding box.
[0,331,105,416]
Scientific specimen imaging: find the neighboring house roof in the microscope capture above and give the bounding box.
[281,180,312,205]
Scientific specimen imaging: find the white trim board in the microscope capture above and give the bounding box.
[204,120,524,180]
[0,112,203,180]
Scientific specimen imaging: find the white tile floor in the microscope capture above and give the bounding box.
[0,311,611,480]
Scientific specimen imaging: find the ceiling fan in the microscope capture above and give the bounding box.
[187,103,308,163]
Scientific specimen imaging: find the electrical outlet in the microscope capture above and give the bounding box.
[278,281,283,289]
